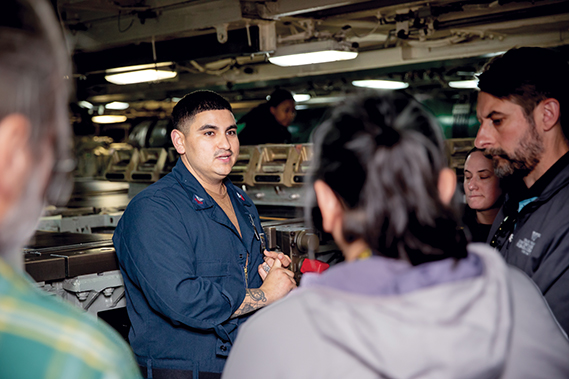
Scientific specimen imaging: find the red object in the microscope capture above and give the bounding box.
[300,258,330,274]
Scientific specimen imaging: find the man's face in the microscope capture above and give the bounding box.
[176,109,239,185]
[475,92,544,178]
[464,151,502,211]
[270,99,296,127]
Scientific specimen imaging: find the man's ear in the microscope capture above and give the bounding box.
[171,129,186,155]
[541,98,561,132]
[313,180,342,234]
[0,114,32,219]
[438,168,457,205]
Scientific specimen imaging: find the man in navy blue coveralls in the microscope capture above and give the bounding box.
[113,90,296,378]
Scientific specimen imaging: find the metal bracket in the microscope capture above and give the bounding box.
[216,23,229,44]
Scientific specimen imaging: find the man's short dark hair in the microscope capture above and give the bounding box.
[477,47,569,139]
[171,90,232,132]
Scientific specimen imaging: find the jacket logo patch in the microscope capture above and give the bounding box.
[516,238,535,256]
[531,231,541,241]
[194,194,204,204]
[237,192,245,201]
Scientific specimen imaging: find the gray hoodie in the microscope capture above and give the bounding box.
[223,244,569,379]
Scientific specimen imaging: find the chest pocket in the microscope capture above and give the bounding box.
[196,261,230,280]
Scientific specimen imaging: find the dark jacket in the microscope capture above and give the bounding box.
[461,206,494,243]
[237,103,292,145]
[113,159,264,374]
[487,152,569,333]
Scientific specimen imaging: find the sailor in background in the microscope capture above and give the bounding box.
[238,88,296,145]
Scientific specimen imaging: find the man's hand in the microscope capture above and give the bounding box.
[231,258,296,319]
[258,250,292,281]
[259,257,296,303]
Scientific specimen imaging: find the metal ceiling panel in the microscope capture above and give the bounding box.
[67,0,243,51]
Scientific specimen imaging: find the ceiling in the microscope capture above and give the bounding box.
[55,0,569,118]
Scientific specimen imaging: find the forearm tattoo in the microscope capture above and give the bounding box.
[230,289,267,318]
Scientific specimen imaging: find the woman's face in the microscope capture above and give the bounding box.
[464,151,502,211]
[270,99,296,127]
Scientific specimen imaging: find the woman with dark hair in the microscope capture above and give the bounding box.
[237,88,295,145]
[462,147,504,242]
[223,92,569,379]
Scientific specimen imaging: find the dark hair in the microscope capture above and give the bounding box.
[465,146,486,161]
[477,47,569,139]
[267,89,294,108]
[172,90,232,132]
[307,91,467,265]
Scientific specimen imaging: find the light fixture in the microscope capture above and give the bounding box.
[448,80,478,89]
[105,62,177,85]
[78,100,93,109]
[269,40,358,67]
[293,93,311,102]
[481,51,506,58]
[92,115,128,124]
[352,80,409,90]
[105,101,130,110]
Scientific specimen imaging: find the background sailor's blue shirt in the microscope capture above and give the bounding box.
[113,158,264,373]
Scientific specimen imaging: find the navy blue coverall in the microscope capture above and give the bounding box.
[113,159,264,375]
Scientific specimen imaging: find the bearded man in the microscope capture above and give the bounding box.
[475,47,569,333]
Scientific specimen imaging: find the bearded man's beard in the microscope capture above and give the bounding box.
[484,121,544,179]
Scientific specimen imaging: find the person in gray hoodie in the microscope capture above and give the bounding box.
[222,91,569,379]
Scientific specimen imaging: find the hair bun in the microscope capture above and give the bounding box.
[374,126,400,147]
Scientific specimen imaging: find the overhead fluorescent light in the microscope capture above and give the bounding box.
[105,62,177,85]
[78,100,93,109]
[269,40,358,67]
[352,80,409,90]
[481,51,505,58]
[106,62,174,74]
[448,80,478,89]
[105,69,177,85]
[92,115,127,124]
[293,94,311,102]
[105,101,130,110]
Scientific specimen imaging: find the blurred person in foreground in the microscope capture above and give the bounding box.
[462,147,504,242]
[0,1,141,377]
[223,91,569,379]
[237,88,295,145]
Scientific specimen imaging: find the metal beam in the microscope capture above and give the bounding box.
[256,0,375,18]
[168,29,569,86]
[71,0,242,51]
[83,27,569,102]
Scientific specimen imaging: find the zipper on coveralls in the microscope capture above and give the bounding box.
[246,214,261,289]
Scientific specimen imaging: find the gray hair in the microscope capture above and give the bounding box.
[0,0,71,156]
